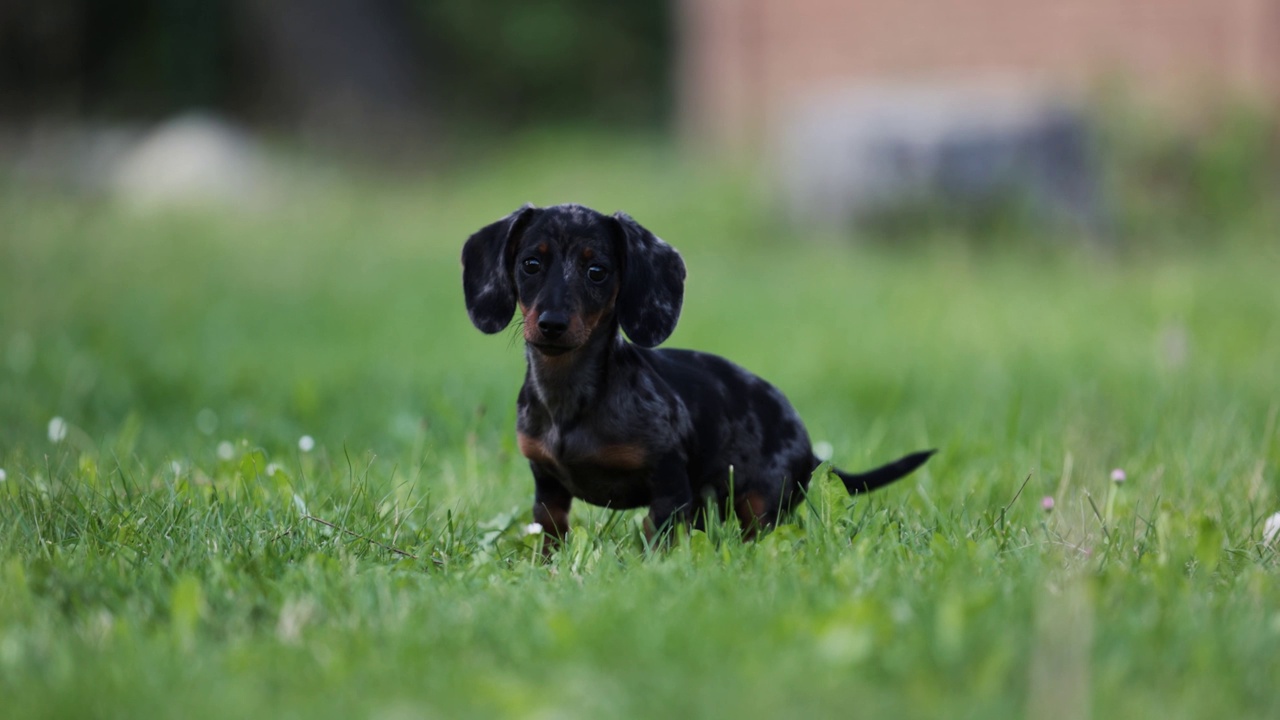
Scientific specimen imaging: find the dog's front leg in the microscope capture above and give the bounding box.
[643,453,693,545]
[531,465,572,557]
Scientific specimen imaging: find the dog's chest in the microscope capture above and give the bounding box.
[518,422,649,472]
[517,423,653,508]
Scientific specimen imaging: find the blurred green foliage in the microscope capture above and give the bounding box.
[417,0,671,130]
[1103,106,1280,240]
[3,0,670,129]
[2,0,233,116]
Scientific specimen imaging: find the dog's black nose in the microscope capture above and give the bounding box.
[537,312,569,339]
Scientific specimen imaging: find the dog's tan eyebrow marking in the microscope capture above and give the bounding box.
[537,242,549,254]
[582,248,595,260]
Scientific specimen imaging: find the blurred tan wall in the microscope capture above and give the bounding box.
[679,0,1280,150]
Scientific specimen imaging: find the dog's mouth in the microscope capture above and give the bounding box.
[528,340,580,357]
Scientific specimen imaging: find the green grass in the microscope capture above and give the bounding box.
[2,136,1279,719]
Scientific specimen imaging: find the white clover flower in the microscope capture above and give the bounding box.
[813,441,834,462]
[524,522,544,536]
[170,461,183,475]
[298,435,315,453]
[1110,468,1127,484]
[48,417,68,443]
[216,441,235,460]
[0,468,7,482]
[1263,512,1280,546]
[265,463,281,477]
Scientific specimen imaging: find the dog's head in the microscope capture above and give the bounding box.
[462,204,686,354]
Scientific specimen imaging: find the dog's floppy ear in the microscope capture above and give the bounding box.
[462,204,540,333]
[613,211,686,347]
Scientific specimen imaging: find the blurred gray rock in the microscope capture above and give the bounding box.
[0,122,139,191]
[776,80,1106,236]
[110,113,269,210]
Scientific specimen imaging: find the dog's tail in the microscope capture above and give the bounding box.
[831,449,935,495]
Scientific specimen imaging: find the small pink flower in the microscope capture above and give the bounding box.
[1110,468,1126,484]
[1041,496,1055,512]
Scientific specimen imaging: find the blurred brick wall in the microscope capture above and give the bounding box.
[678,0,1280,150]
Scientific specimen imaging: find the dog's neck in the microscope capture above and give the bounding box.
[524,327,623,423]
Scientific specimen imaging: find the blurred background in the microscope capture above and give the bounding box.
[0,0,1278,459]
[4,8,1280,717]
[1,0,1277,225]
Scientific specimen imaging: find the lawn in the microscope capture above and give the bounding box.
[2,136,1278,719]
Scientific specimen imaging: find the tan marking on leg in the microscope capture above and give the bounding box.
[518,432,558,466]
[734,491,771,541]
[533,500,570,557]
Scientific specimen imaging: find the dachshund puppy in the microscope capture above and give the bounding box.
[462,204,932,545]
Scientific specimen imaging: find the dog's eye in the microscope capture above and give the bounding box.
[522,258,541,275]
[586,265,609,283]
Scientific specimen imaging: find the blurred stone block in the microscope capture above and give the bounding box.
[110,113,269,211]
[775,80,1106,236]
